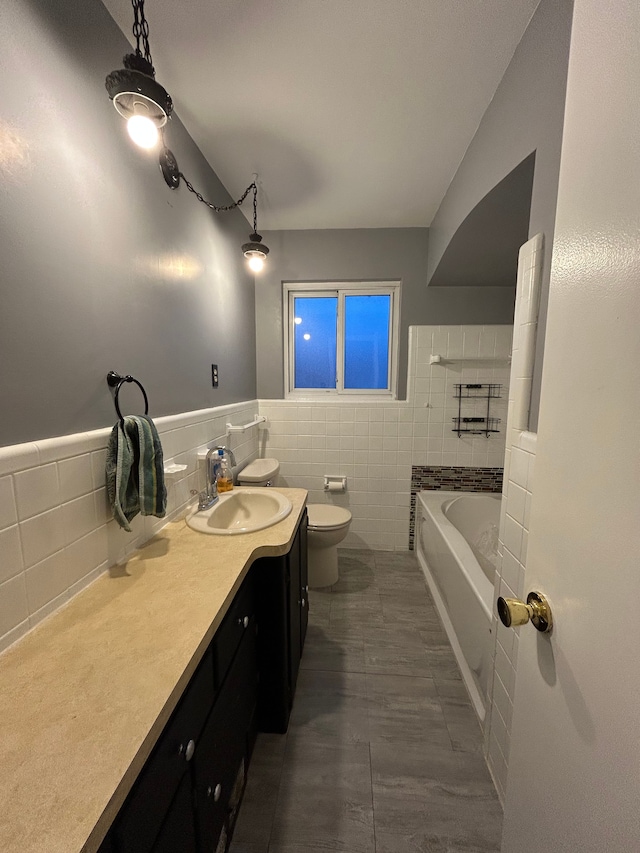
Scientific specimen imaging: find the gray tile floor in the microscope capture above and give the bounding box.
[231,549,503,853]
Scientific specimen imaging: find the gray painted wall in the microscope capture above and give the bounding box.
[429,153,535,288]
[255,229,515,399]
[426,0,573,428]
[0,0,257,447]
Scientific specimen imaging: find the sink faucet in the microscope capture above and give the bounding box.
[198,447,222,511]
[197,446,237,511]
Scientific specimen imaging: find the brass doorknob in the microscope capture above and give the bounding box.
[497,591,553,633]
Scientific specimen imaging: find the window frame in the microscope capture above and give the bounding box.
[283,281,401,400]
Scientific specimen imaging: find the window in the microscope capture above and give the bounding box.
[284,281,400,398]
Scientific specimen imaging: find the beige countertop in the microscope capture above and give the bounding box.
[0,489,307,853]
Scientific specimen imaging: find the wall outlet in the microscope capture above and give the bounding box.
[211,364,219,388]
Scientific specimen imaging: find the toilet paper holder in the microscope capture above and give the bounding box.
[324,475,347,492]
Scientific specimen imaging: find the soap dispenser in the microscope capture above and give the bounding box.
[216,449,234,492]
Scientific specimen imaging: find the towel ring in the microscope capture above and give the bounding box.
[107,371,149,423]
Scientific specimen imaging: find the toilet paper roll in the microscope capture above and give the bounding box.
[325,480,345,492]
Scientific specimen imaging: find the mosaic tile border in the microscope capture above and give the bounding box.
[409,466,503,549]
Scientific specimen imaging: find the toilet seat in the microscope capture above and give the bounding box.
[307,504,352,531]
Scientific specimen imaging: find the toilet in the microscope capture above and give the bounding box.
[306,504,352,588]
[237,457,280,487]
[238,458,352,587]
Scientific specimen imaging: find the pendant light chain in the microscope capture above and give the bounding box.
[178,173,258,219]
[113,1,268,263]
[252,184,258,233]
[132,0,152,64]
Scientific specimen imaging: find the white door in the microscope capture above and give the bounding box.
[501,1,640,850]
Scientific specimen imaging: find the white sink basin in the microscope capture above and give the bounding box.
[186,488,292,535]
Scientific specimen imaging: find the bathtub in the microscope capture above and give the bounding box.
[416,490,500,722]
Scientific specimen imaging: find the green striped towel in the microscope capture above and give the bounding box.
[106,415,167,532]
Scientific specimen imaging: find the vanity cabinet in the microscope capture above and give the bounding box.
[98,510,308,853]
[255,509,308,733]
[106,571,257,853]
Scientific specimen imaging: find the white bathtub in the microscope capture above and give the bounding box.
[416,490,500,723]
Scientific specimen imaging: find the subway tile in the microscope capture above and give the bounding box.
[0,475,18,530]
[506,482,527,526]
[494,641,516,699]
[525,455,535,492]
[0,618,30,655]
[14,463,60,520]
[58,454,94,503]
[20,507,66,568]
[492,673,513,731]
[487,729,508,804]
[91,449,108,490]
[62,493,99,546]
[0,443,40,478]
[520,529,529,566]
[24,549,69,615]
[500,548,521,594]
[0,525,23,584]
[463,328,481,357]
[509,447,529,488]
[65,527,109,587]
[0,573,29,638]
[35,432,96,464]
[502,515,523,562]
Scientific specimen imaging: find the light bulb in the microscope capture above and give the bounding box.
[294,317,302,325]
[248,255,264,272]
[303,333,311,341]
[127,114,159,149]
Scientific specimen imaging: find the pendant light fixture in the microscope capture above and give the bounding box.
[105,0,172,149]
[105,0,269,272]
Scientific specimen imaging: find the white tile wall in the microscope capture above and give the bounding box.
[484,234,543,805]
[0,400,261,653]
[259,324,511,551]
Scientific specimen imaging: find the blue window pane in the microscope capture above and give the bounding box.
[344,295,390,389]
[294,296,337,388]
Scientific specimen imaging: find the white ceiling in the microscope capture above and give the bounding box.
[102,0,540,230]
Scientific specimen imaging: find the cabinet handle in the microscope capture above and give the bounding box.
[237,615,249,629]
[305,585,309,594]
[207,783,222,802]
[179,739,195,762]
[301,598,306,608]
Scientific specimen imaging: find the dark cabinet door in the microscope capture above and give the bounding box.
[255,514,308,734]
[299,509,309,651]
[288,525,302,697]
[113,649,215,853]
[255,553,289,733]
[151,773,198,853]
[194,621,257,852]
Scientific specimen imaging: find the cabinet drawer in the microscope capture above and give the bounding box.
[114,647,215,853]
[214,575,255,687]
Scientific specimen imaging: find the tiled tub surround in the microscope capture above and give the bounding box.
[260,324,511,551]
[484,235,543,803]
[409,465,503,549]
[0,400,262,653]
